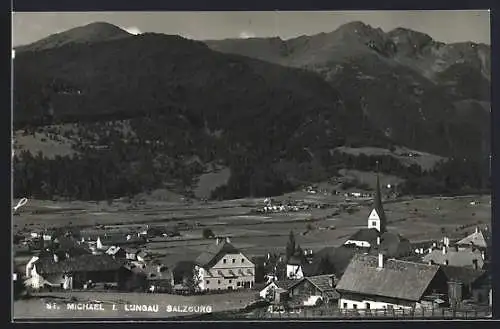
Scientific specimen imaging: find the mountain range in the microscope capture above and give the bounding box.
[12,21,491,200]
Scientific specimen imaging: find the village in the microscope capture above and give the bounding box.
[12,174,492,319]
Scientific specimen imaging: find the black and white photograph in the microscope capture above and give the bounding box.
[11,10,492,320]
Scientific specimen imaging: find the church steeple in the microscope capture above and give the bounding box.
[368,161,387,233]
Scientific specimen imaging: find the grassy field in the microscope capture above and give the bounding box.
[13,193,491,262]
[13,290,256,319]
[334,146,446,170]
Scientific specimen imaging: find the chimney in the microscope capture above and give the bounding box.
[126,234,131,241]
[226,237,231,243]
[53,254,59,263]
[267,252,270,260]
[428,260,434,265]
[378,253,384,268]
[157,265,162,273]
[377,236,381,246]
[216,238,220,245]
[330,275,335,288]
[444,237,449,247]
[481,251,485,260]
[432,242,437,248]
[420,248,424,254]
[442,246,446,255]
[475,227,479,234]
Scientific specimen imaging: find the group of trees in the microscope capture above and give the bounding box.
[329,150,490,196]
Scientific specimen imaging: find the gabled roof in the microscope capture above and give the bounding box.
[264,279,301,291]
[195,240,241,268]
[456,228,491,249]
[291,275,340,299]
[346,228,379,245]
[441,265,487,286]
[336,254,441,302]
[35,254,125,275]
[422,249,484,268]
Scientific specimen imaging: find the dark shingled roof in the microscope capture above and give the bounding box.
[346,228,379,245]
[336,254,441,302]
[441,265,487,285]
[195,240,240,268]
[369,232,413,258]
[292,275,340,299]
[271,279,301,290]
[35,254,125,275]
[305,245,357,277]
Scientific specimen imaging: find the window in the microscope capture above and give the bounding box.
[343,303,348,309]
[206,280,210,284]
[365,303,370,309]
[353,304,358,309]
[371,221,377,227]
[241,259,245,263]
[232,259,235,263]
[237,282,240,287]
[223,259,227,264]
[229,280,232,284]
[218,280,221,284]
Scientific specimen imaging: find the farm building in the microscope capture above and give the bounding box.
[336,253,449,311]
[259,279,300,300]
[288,274,340,307]
[422,247,485,269]
[441,265,491,306]
[24,254,131,290]
[193,237,255,292]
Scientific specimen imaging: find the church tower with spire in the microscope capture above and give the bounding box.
[367,164,387,234]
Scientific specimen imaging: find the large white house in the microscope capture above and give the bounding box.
[193,237,255,292]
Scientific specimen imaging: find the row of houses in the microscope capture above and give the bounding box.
[17,174,491,314]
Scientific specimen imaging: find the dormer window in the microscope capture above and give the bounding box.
[223,259,227,264]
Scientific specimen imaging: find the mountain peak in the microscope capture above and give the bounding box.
[15,21,132,53]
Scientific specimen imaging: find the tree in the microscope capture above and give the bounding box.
[202,228,215,239]
[286,230,296,261]
[185,266,202,294]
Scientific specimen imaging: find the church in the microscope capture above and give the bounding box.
[343,172,412,259]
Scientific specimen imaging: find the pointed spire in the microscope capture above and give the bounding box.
[373,161,387,233]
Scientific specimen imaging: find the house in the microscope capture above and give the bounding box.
[106,246,126,259]
[125,247,139,260]
[288,275,340,307]
[286,255,305,280]
[441,265,490,306]
[193,237,255,292]
[24,254,131,290]
[259,279,300,300]
[422,247,485,269]
[129,259,174,293]
[336,253,449,310]
[455,227,491,252]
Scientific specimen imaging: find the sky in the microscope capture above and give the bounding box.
[12,10,491,47]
